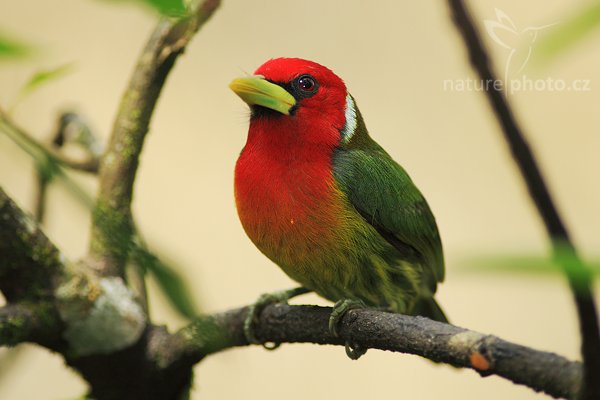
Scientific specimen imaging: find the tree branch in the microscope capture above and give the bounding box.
[446,1,600,398]
[0,187,66,302]
[89,0,221,277]
[0,187,146,358]
[0,303,63,348]
[169,304,581,400]
[50,112,103,159]
[0,186,583,399]
[0,107,99,173]
[34,111,100,222]
[0,189,66,349]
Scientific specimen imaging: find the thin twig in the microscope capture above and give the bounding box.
[0,107,99,173]
[169,304,582,400]
[32,111,102,222]
[34,112,70,222]
[89,0,221,277]
[51,112,103,158]
[446,1,600,398]
[33,171,49,222]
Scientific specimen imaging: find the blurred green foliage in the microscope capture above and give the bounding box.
[104,0,188,17]
[12,63,75,110]
[132,243,199,319]
[536,1,600,63]
[0,32,28,59]
[464,248,599,289]
[465,254,599,275]
[142,0,187,16]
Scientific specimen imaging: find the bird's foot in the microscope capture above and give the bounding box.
[244,287,310,349]
[329,299,368,360]
[328,299,367,336]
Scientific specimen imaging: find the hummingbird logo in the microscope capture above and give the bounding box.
[484,8,557,84]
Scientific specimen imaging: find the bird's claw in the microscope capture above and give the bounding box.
[244,287,309,349]
[329,299,368,360]
[329,299,366,337]
[345,342,367,360]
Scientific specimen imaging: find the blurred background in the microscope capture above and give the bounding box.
[0,0,599,398]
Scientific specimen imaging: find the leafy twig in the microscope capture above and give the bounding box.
[447,1,600,399]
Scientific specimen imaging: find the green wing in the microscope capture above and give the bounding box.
[332,142,445,293]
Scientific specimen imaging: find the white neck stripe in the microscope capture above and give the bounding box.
[341,94,357,143]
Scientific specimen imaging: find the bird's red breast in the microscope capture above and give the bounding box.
[234,105,344,266]
[234,58,351,268]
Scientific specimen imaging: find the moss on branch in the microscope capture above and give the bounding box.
[0,303,63,348]
[0,187,66,301]
[89,0,221,277]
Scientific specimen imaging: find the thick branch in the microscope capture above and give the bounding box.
[167,304,581,400]
[89,0,221,276]
[0,303,62,348]
[0,187,146,357]
[0,187,66,301]
[447,1,600,398]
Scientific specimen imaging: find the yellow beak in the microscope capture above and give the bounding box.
[229,76,296,115]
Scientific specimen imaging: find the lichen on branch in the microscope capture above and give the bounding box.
[0,187,66,302]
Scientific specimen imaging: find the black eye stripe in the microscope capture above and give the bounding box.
[266,75,320,102]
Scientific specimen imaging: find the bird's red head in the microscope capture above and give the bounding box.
[253,58,347,121]
[230,58,352,149]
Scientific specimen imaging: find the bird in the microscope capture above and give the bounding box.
[230,58,447,357]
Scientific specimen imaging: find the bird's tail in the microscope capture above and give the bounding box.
[413,297,449,323]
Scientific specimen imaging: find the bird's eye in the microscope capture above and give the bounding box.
[293,75,319,97]
[298,76,315,91]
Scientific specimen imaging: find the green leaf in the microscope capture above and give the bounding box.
[552,240,595,292]
[463,254,561,275]
[102,0,188,17]
[15,63,74,104]
[535,2,600,63]
[142,0,187,17]
[131,245,199,319]
[0,32,29,59]
[462,252,600,278]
